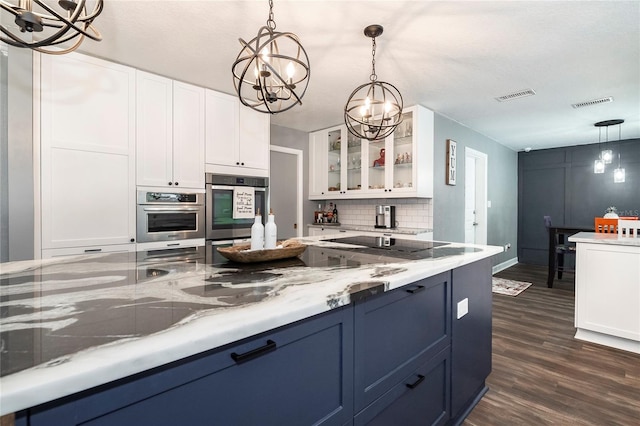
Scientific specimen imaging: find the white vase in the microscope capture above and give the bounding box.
[603,212,619,219]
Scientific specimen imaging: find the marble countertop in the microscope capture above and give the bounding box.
[307,223,433,235]
[0,236,501,415]
[569,232,640,247]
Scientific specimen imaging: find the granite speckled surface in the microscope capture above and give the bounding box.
[0,236,501,415]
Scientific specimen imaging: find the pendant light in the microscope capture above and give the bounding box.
[593,125,605,174]
[0,0,103,55]
[232,0,310,114]
[613,120,625,183]
[344,24,403,141]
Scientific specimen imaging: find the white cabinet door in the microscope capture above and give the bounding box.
[205,89,239,167]
[136,70,173,187]
[137,74,205,189]
[239,106,270,171]
[173,81,205,188]
[40,53,136,250]
[309,129,329,199]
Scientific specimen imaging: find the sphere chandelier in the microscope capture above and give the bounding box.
[344,24,403,141]
[232,0,310,114]
[0,0,103,55]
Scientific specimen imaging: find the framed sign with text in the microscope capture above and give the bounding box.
[446,139,457,185]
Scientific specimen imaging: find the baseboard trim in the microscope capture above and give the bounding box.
[492,257,518,275]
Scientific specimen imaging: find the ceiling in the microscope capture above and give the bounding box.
[70,0,639,152]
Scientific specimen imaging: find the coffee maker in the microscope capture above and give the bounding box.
[375,205,396,229]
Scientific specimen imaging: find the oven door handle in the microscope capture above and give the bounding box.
[142,207,202,212]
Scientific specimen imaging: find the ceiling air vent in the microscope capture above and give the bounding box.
[571,96,613,109]
[495,89,536,102]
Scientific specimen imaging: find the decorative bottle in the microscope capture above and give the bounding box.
[265,209,277,249]
[332,204,338,224]
[250,211,264,250]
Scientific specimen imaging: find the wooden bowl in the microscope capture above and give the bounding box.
[216,239,307,263]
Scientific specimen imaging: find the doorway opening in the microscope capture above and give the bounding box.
[269,145,303,239]
[464,147,488,245]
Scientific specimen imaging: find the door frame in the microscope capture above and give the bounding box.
[269,145,303,238]
[464,147,488,245]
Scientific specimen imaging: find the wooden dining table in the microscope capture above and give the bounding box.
[547,225,594,287]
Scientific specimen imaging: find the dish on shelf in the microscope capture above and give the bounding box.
[216,239,307,263]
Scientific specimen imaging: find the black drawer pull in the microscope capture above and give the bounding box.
[406,285,425,294]
[84,248,102,253]
[406,374,425,389]
[231,339,277,364]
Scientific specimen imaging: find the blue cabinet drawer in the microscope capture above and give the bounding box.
[27,306,354,426]
[354,346,451,426]
[353,271,451,411]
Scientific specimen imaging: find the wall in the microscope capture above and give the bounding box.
[433,113,518,266]
[323,199,432,229]
[518,138,640,265]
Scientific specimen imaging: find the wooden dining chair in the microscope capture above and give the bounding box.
[618,219,640,237]
[594,217,618,233]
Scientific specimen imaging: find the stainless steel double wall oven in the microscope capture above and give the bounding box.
[205,173,268,241]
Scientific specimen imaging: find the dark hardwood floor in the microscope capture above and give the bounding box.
[463,263,640,426]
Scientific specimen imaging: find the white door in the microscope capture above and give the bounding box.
[464,156,477,244]
[269,146,303,239]
[464,147,488,245]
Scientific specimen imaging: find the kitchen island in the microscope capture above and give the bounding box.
[568,232,640,354]
[1,236,502,425]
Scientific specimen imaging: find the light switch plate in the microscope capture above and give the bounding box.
[457,298,469,319]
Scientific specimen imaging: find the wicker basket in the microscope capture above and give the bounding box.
[216,239,307,263]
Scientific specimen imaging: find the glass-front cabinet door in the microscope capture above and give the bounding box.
[345,127,363,194]
[327,127,342,194]
[388,110,415,194]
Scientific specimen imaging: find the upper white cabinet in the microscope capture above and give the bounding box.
[136,71,205,189]
[205,90,270,177]
[40,52,137,251]
[309,105,434,199]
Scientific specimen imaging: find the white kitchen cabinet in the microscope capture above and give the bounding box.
[309,125,365,198]
[40,52,136,251]
[205,91,270,176]
[309,105,434,200]
[136,71,205,189]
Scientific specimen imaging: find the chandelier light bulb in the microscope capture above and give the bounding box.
[602,149,613,164]
[286,62,295,79]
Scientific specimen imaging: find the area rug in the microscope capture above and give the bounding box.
[492,277,532,296]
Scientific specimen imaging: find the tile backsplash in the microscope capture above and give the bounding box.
[326,199,433,229]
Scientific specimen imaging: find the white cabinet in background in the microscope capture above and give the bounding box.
[205,90,270,177]
[309,105,434,200]
[40,52,136,252]
[136,71,205,189]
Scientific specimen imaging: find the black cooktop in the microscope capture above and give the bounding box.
[322,235,472,261]
[327,236,448,252]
